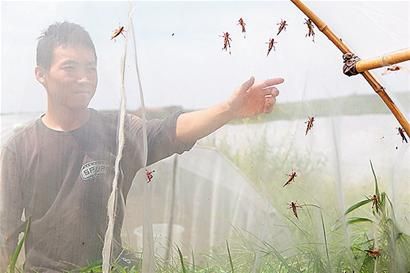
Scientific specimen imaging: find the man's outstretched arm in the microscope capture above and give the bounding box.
[176,76,284,143]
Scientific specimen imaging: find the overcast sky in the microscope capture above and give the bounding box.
[1,1,409,114]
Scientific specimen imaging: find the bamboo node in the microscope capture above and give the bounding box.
[375,86,385,94]
[343,53,360,76]
[319,24,328,32]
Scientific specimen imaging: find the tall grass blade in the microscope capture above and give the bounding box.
[191,249,195,272]
[226,240,234,273]
[8,217,31,273]
[345,199,372,215]
[176,246,187,273]
[319,210,331,273]
[369,160,380,197]
[346,217,373,225]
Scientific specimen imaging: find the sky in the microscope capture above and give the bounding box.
[1,1,409,114]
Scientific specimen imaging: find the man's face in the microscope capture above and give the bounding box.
[38,45,98,110]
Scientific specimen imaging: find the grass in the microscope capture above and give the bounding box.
[16,176,408,272]
[7,137,410,273]
[6,217,31,273]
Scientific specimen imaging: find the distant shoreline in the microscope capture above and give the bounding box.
[1,91,409,122]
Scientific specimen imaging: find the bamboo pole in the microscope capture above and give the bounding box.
[355,48,410,72]
[290,0,410,138]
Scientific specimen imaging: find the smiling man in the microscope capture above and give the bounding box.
[0,21,283,272]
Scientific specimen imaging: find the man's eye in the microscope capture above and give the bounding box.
[63,66,75,71]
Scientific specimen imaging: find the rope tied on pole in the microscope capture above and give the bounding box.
[343,53,361,76]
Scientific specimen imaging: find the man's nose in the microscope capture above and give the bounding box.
[77,75,90,83]
[76,67,96,83]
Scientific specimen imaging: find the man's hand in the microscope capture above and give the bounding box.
[176,76,284,144]
[226,76,284,119]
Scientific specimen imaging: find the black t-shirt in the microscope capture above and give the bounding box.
[0,109,194,272]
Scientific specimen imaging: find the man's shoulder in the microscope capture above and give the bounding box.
[1,118,39,152]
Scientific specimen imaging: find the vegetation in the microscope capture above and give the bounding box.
[8,136,410,273]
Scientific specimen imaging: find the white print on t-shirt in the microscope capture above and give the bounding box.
[80,160,109,181]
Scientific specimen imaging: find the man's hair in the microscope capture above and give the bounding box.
[36,21,97,69]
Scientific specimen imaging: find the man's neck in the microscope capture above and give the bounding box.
[42,107,91,132]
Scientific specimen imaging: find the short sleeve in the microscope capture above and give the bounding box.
[124,111,196,167]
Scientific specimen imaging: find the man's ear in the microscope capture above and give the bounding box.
[35,66,46,85]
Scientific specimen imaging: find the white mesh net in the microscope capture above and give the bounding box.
[1,1,409,273]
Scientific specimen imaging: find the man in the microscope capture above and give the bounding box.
[0,22,283,272]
